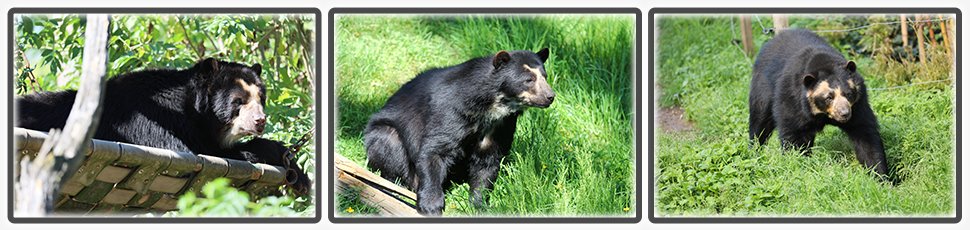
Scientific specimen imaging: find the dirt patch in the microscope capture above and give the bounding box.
[658,106,694,133]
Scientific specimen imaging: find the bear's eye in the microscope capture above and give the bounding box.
[526,75,535,83]
[232,98,243,105]
[825,94,834,102]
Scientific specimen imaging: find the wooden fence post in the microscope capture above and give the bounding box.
[939,14,952,56]
[915,14,927,67]
[740,15,754,57]
[900,14,910,57]
[772,14,788,32]
[928,16,938,47]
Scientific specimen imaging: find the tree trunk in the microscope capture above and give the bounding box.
[15,14,110,216]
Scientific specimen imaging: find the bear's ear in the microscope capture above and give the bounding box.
[493,51,512,69]
[802,74,817,88]
[251,63,262,76]
[537,48,549,63]
[197,58,220,72]
[845,61,856,73]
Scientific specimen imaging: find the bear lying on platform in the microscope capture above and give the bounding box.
[365,48,555,215]
[15,58,310,195]
[748,29,888,176]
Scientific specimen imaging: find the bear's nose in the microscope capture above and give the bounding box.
[836,108,851,121]
[547,95,555,103]
[255,117,266,132]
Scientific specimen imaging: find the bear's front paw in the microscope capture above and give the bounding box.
[286,166,312,197]
[417,200,444,216]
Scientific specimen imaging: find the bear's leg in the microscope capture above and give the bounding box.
[415,150,455,216]
[777,126,818,155]
[468,143,502,210]
[364,124,412,187]
[838,104,888,175]
[469,114,518,210]
[414,130,462,216]
[748,76,775,146]
[748,101,775,146]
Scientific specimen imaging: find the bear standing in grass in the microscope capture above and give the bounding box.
[364,48,555,215]
[16,58,310,195]
[748,29,888,176]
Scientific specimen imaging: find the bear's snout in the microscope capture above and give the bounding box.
[830,100,852,123]
[531,91,555,108]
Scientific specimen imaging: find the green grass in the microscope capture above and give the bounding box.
[655,16,955,216]
[335,15,636,216]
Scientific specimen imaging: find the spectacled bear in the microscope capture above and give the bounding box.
[748,29,888,176]
[364,48,555,215]
[15,58,311,195]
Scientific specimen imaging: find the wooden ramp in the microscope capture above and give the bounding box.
[13,128,294,214]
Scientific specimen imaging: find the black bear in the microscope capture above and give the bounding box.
[15,58,310,195]
[748,29,887,176]
[364,48,555,215]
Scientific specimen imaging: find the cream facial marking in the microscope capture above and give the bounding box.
[825,88,840,115]
[521,64,554,106]
[523,64,543,79]
[224,78,265,147]
[517,91,535,102]
[806,81,831,115]
[826,87,852,122]
[237,78,262,102]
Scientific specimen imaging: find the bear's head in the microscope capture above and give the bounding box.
[193,58,267,147]
[802,55,864,123]
[491,48,556,109]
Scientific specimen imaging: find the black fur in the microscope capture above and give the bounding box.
[749,29,888,176]
[364,49,555,215]
[15,58,311,195]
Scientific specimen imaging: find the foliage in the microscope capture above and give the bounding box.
[13,14,316,216]
[166,178,307,217]
[335,15,635,216]
[656,16,954,216]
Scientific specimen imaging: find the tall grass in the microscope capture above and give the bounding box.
[655,16,955,216]
[335,15,636,216]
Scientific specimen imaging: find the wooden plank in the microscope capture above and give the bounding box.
[334,154,416,201]
[336,170,421,217]
[334,153,420,216]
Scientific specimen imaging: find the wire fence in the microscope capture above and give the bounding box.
[868,78,954,91]
[751,15,950,34]
[729,16,955,92]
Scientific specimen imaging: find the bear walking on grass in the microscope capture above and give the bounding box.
[15,58,310,195]
[748,29,888,176]
[364,48,555,215]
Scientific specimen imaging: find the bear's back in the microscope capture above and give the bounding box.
[754,29,844,84]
